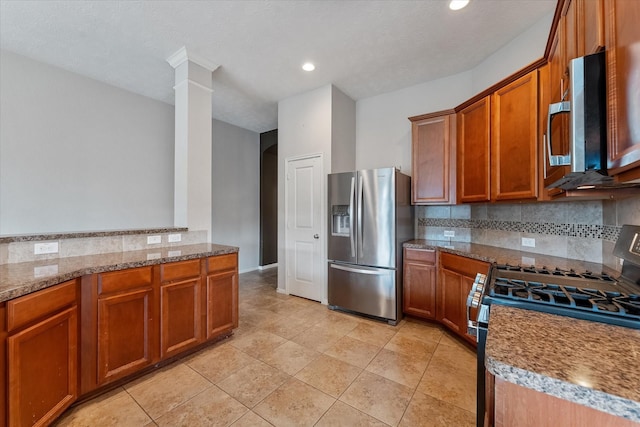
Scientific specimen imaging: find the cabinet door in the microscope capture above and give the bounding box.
[491,71,539,201]
[457,97,491,203]
[564,0,580,63]
[205,269,238,339]
[461,274,478,345]
[97,287,154,386]
[437,268,464,335]
[160,278,201,359]
[410,112,456,204]
[494,377,639,427]
[583,0,605,54]
[0,303,6,427]
[605,0,640,176]
[8,307,78,427]
[403,254,437,319]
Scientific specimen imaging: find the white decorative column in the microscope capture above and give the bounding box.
[167,47,218,241]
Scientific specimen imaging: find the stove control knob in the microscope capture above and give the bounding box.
[466,292,481,308]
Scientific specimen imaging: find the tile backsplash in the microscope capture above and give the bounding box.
[416,197,640,270]
[0,230,208,265]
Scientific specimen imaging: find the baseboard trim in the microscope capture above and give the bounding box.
[258,263,278,270]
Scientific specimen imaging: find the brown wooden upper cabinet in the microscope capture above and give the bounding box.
[605,0,640,180]
[457,96,492,202]
[457,70,539,203]
[491,71,539,200]
[409,110,456,205]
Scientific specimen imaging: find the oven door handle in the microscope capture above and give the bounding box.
[467,303,479,337]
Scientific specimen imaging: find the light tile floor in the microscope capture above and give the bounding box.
[55,269,477,426]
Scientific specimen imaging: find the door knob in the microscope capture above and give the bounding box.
[314,234,319,239]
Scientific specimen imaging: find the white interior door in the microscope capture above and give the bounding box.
[285,154,323,302]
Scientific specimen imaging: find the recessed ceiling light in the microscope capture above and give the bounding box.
[302,62,315,71]
[449,0,470,11]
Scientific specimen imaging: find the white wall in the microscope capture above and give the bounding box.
[277,84,333,292]
[211,119,260,272]
[472,11,554,93]
[355,70,473,175]
[331,85,356,174]
[0,49,175,234]
[354,11,554,177]
[0,50,261,271]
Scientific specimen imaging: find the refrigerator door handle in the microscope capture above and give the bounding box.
[357,174,363,261]
[330,263,391,276]
[349,176,356,258]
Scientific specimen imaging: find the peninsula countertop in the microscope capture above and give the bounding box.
[0,243,238,302]
[485,305,640,422]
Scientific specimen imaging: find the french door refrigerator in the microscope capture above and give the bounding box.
[327,167,413,325]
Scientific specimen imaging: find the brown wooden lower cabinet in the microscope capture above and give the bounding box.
[438,252,490,344]
[205,254,239,338]
[0,302,6,427]
[3,253,239,426]
[97,286,156,386]
[159,258,203,359]
[160,277,201,358]
[494,376,639,427]
[402,249,489,344]
[437,267,465,335]
[6,280,78,427]
[403,248,437,319]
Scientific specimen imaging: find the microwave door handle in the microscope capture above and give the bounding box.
[349,176,356,258]
[546,101,572,167]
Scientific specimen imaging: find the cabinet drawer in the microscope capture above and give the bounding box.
[404,248,436,264]
[160,259,201,283]
[98,266,153,295]
[440,252,490,277]
[207,253,238,273]
[7,279,77,332]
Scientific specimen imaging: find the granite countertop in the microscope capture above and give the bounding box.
[0,227,189,243]
[0,243,238,303]
[403,239,614,274]
[486,305,640,422]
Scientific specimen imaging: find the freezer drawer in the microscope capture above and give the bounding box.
[328,262,397,322]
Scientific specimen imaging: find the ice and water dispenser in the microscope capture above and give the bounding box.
[331,205,350,236]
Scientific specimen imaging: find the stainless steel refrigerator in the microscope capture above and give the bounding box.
[327,167,413,325]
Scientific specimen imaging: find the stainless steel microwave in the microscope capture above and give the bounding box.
[545,50,610,190]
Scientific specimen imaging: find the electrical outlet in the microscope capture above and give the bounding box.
[147,252,161,260]
[147,235,162,245]
[168,233,182,243]
[168,250,182,257]
[34,242,59,255]
[522,237,536,248]
[444,230,455,238]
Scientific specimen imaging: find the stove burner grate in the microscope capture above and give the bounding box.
[490,278,640,319]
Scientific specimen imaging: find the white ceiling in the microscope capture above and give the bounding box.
[0,0,555,133]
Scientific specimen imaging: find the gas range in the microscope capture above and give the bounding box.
[468,224,640,332]
[469,225,640,427]
[481,263,640,329]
